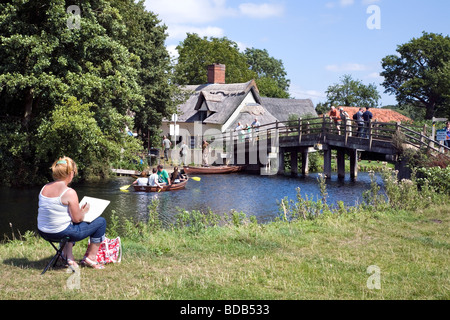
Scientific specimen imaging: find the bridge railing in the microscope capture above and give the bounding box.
[199,116,449,156]
[399,124,450,154]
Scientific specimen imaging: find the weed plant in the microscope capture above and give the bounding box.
[277,167,447,222]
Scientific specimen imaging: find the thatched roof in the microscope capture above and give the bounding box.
[261,97,317,122]
[229,103,281,129]
[175,80,260,125]
[169,80,316,130]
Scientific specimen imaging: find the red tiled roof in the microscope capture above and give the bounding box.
[339,107,412,123]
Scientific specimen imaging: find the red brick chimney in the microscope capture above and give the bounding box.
[207,64,226,84]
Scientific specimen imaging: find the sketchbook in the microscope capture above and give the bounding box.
[79,196,111,223]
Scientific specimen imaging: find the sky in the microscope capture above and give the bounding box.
[143,0,450,107]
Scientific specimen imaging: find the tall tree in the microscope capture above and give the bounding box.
[381,32,450,120]
[325,74,380,109]
[0,0,144,125]
[174,33,256,85]
[244,48,290,98]
[109,0,180,146]
[0,0,174,184]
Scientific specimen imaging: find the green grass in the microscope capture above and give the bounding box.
[1,202,448,300]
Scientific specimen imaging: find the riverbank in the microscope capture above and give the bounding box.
[1,201,448,300]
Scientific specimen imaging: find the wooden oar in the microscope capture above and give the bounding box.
[120,185,131,192]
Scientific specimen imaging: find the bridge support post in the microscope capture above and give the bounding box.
[323,148,332,179]
[291,151,298,176]
[236,140,245,165]
[278,149,285,175]
[302,151,309,176]
[349,149,358,179]
[337,149,346,180]
[248,139,258,165]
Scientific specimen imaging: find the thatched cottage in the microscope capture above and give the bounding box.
[161,64,317,148]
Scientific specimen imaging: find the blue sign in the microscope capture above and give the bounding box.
[436,129,447,141]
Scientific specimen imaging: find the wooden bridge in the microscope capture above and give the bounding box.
[203,116,449,179]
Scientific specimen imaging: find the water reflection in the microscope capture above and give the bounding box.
[0,172,383,237]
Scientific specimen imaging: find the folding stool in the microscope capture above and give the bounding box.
[39,232,74,275]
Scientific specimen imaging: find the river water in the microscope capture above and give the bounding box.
[0,172,383,239]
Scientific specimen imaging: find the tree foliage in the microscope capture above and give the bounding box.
[109,0,180,144]
[36,97,142,179]
[325,74,381,109]
[244,48,290,98]
[381,32,450,120]
[174,33,256,85]
[0,0,175,185]
[255,77,290,99]
[0,0,144,123]
[174,34,291,98]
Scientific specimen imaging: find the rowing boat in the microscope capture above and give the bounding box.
[183,165,245,175]
[133,179,188,192]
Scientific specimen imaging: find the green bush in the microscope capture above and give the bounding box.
[417,166,450,195]
[35,97,142,180]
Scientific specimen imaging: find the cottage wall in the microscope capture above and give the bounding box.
[161,122,222,147]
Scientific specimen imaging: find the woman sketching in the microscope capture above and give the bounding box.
[37,156,107,269]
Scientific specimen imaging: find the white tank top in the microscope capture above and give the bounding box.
[37,186,72,233]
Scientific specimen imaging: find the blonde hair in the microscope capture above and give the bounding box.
[51,156,78,180]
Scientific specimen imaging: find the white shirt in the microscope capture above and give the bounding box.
[181,144,189,155]
[148,174,160,187]
[37,186,72,234]
[136,178,149,186]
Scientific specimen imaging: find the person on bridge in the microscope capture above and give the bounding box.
[339,107,350,134]
[235,122,245,142]
[354,107,365,137]
[251,118,261,131]
[362,107,373,138]
[329,106,341,135]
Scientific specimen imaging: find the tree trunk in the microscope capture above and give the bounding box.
[425,102,436,120]
[22,88,34,127]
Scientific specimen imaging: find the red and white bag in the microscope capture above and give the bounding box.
[86,237,122,264]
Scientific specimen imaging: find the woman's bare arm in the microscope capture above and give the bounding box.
[62,189,90,223]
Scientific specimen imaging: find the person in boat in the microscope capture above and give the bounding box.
[157,164,171,185]
[132,169,163,189]
[171,166,186,184]
[148,168,163,188]
[37,156,107,270]
[133,170,150,186]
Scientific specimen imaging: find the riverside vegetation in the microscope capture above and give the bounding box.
[0,167,449,300]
